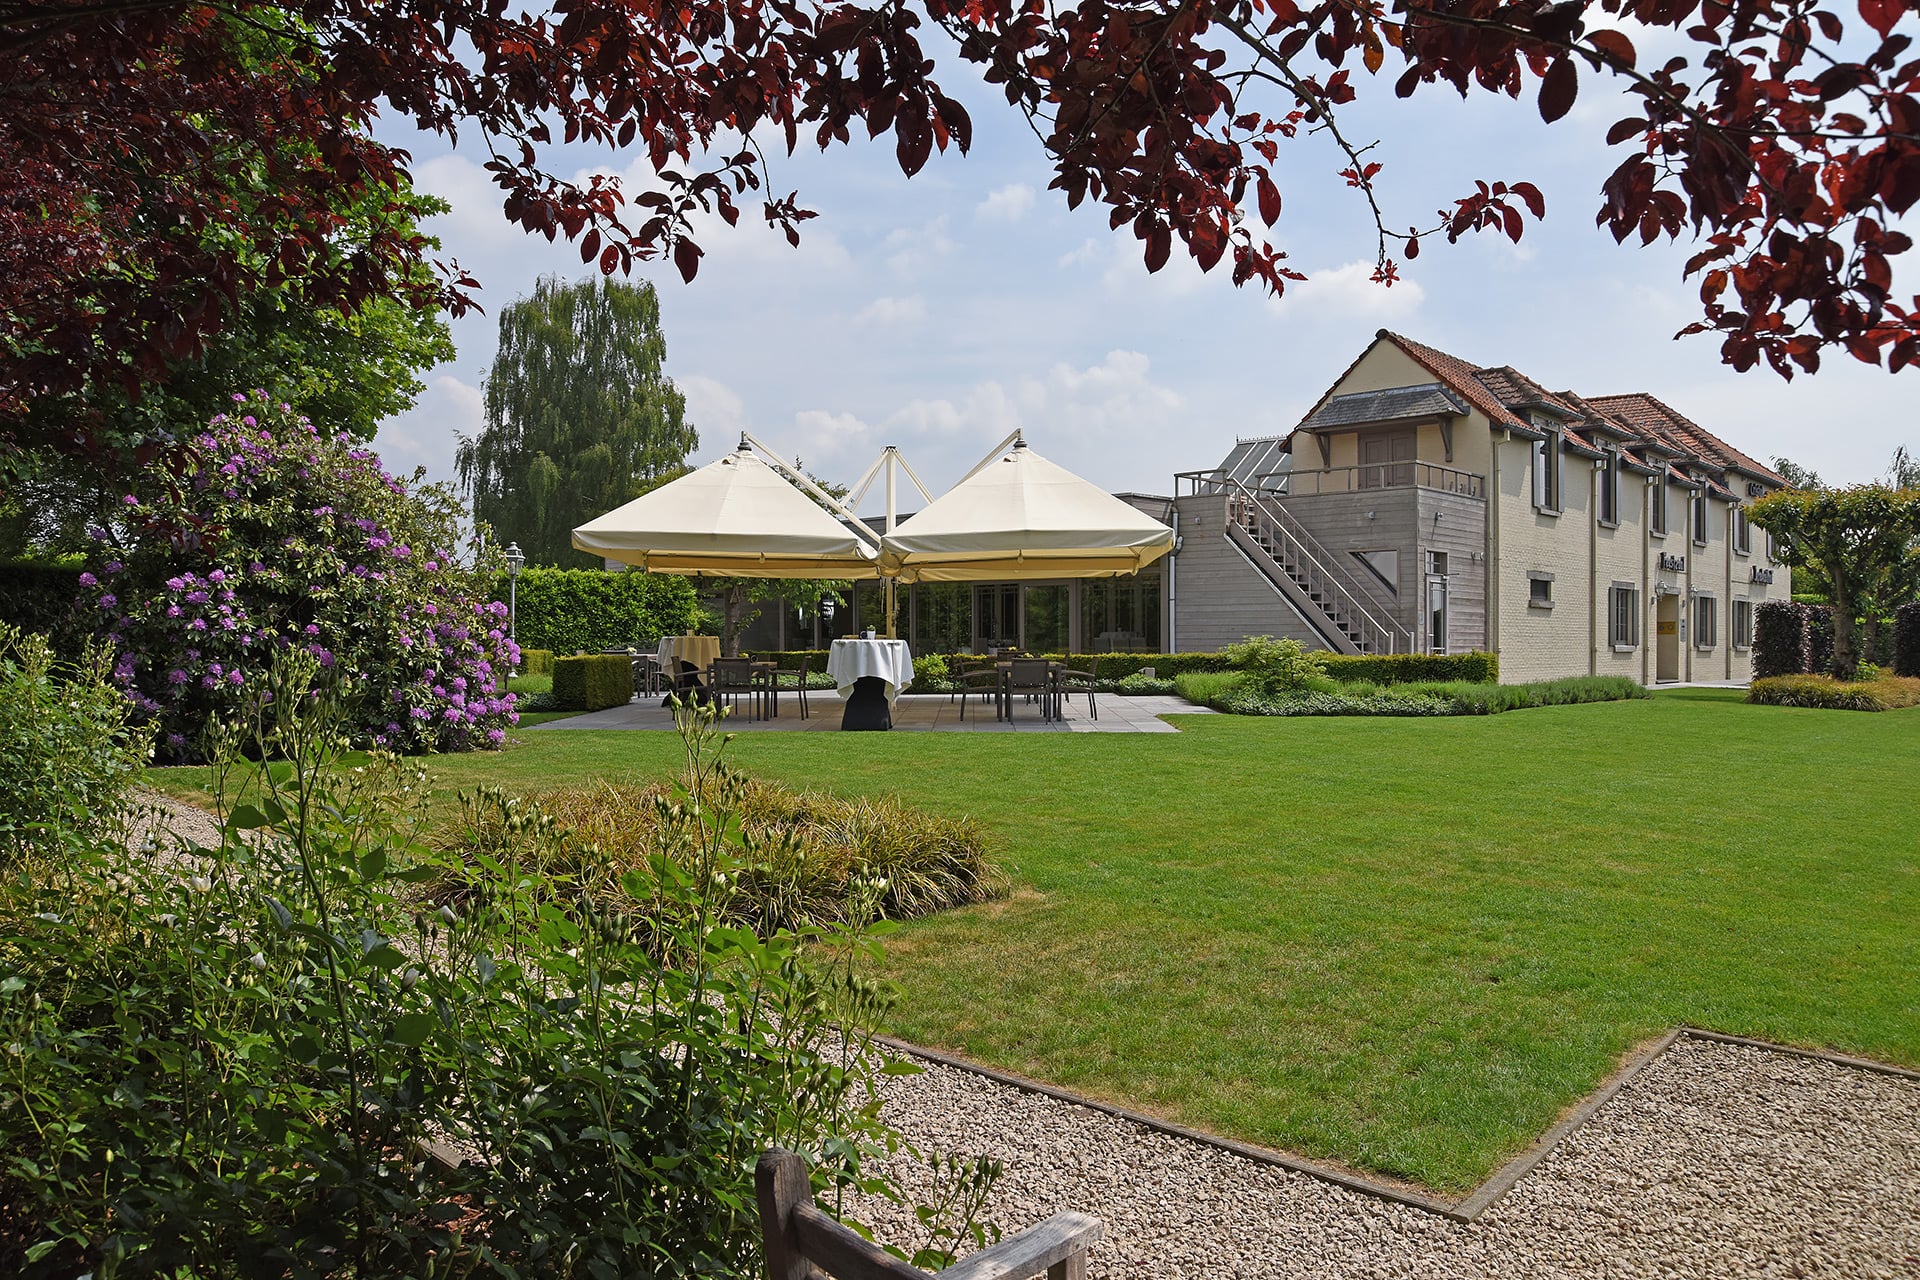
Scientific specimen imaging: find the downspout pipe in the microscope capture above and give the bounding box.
[1590,458,1600,677]
[1167,504,1180,653]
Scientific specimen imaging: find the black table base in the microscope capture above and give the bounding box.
[839,676,893,731]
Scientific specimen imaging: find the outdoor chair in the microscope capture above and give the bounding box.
[709,656,768,721]
[1054,663,1098,721]
[633,653,663,697]
[955,658,1003,721]
[785,653,814,721]
[1004,658,1056,721]
[673,659,711,706]
[757,1148,1102,1280]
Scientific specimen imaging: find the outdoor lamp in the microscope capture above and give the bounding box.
[820,595,837,629]
[505,542,526,672]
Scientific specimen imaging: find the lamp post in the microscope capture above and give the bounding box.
[505,542,525,671]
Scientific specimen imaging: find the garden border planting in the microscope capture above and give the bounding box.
[877,1026,1920,1223]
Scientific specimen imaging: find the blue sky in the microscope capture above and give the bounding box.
[372,39,1916,516]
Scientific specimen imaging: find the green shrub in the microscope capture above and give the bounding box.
[1753,599,1815,678]
[1174,670,1248,705]
[0,624,151,866]
[1319,650,1499,684]
[519,647,555,677]
[1104,671,1176,695]
[503,567,698,654]
[0,660,987,1279]
[551,653,635,710]
[1748,673,1920,711]
[1220,635,1327,695]
[445,774,1006,934]
[1894,602,1920,678]
[1181,670,1647,717]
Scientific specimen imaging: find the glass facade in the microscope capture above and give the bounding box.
[1078,570,1162,651]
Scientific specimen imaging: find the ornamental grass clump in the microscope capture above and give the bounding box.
[77,392,519,762]
[1748,672,1920,711]
[444,765,1007,935]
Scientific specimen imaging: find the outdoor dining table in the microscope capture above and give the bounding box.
[825,637,913,731]
[994,659,1067,721]
[656,634,720,704]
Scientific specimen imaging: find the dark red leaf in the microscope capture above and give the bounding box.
[673,237,703,282]
[1257,173,1282,226]
[1538,58,1578,123]
[1860,0,1903,38]
[1587,29,1636,69]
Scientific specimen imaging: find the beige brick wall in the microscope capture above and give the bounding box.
[1491,431,1596,683]
[1591,460,1649,683]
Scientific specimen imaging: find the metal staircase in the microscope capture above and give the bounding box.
[1221,481,1414,655]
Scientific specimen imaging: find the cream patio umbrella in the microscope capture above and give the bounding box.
[878,433,1174,582]
[572,439,882,578]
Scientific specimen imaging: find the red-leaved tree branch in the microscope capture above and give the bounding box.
[3,0,1916,450]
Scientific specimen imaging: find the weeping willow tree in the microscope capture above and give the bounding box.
[457,276,697,567]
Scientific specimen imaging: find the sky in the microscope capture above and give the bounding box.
[371,34,1918,520]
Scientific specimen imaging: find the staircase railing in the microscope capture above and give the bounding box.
[1210,478,1414,655]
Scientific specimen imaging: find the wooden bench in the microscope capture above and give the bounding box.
[756,1149,1103,1280]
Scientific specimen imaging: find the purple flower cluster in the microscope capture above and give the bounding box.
[85,391,518,763]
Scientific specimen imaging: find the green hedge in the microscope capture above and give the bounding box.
[551,654,635,711]
[1318,651,1499,684]
[746,648,1496,683]
[0,560,84,643]
[520,648,555,678]
[503,569,698,655]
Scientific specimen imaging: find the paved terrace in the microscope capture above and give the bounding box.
[529,692,1213,734]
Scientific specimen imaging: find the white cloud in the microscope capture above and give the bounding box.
[1057,237,1102,269]
[372,374,485,487]
[1271,260,1427,320]
[884,216,959,278]
[852,295,928,328]
[976,183,1036,224]
[678,374,751,453]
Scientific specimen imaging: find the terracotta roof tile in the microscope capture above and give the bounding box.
[1375,331,1533,431]
[1585,393,1785,486]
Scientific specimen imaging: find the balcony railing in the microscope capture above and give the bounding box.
[1258,462,1485,499]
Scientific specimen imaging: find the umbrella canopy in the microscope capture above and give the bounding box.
[573,444,882,578]
[879,440,1174,582]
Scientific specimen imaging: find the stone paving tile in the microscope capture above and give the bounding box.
[530,692,1211,733]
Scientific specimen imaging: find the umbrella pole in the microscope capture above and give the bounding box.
[885,577,898,638]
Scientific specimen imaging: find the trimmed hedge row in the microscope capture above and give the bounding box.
[552,654,636,711]
[1753,600,1814,678]
[1896,602,1920,678]
[520,648,555,678]
[502,568,698,656]
[1318,651,1498,685]
[745,648,1499,684]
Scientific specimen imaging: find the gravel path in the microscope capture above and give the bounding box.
[847,1037,1920,1279]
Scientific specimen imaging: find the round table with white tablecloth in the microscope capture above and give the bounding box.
[825,637,913,730]
[656,634,721,703]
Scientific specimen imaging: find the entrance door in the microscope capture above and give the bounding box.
[1360,429,1416,488]
[1425,576,1449,654]
[1656,593,1680,682]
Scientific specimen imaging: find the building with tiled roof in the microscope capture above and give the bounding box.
[1164,331,1792,683]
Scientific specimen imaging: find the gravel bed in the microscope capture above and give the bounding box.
[845,1037,1920,1279]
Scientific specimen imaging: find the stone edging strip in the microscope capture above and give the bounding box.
[873,1026,1918,1224]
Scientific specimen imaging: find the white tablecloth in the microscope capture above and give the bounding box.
[657,634,720,675]
[826,638,914,702]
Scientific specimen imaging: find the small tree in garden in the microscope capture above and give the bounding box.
[80,394,519,760]
[1750,486,1920,680]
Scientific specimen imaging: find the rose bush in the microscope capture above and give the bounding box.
[82,392,517,760]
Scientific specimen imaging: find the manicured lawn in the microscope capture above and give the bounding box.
[147,690,1920,1192]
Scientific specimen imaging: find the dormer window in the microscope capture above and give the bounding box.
[1532,431,1564,515]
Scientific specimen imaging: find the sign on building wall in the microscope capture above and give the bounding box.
[1659,552,1687,572]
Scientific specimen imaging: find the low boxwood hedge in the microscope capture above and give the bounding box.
[551,654,635,711]
[748,648,1497,684]
[1318,651,1498,684]
[520,648,555,678]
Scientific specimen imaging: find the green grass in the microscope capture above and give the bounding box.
[146,689,1920,1192]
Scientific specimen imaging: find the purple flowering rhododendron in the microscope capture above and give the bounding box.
[82,392,519,762]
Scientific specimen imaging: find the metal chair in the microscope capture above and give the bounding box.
[633,653,663,697]
[787,653,814,720]
[709,656,767,720]
[955,658,1003,720]
[1054,663,1098,720]
[1005,658,1056,721]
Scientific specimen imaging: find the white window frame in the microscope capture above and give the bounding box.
[1693,593,1718,651]
[1608,583,1639,650]
[1598,450,1620,526]
[1732,598,1754,651]
[1532,434,1564,515]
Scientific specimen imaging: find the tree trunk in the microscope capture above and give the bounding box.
[720,584,748,657]
[1831,571,1858,680]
